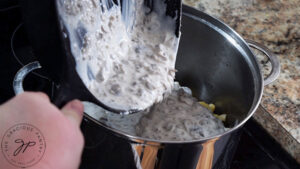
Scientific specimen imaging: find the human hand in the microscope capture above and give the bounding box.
[0,92,84,169]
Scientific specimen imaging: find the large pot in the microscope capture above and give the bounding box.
[78,5,280,169]
[16,3,280,169]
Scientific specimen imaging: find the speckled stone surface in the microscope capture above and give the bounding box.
[183,0,300,163]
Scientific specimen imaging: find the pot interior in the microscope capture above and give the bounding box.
[176,10,262,127]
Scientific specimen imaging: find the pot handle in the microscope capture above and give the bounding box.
[246,39,280,86]
[13,61,42,95]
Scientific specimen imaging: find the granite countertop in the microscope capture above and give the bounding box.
[183,0,300,163]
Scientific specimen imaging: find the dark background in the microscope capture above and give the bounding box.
[0,1,299,169]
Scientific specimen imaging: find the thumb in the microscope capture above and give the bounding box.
[61,100,84,126]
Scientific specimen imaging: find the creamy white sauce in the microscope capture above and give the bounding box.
[135,85,226,141]
[57,0,179,111]
[84,83,226,141]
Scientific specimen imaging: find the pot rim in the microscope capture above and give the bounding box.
[83,5,265,145]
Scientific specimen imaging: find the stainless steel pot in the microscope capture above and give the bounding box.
[15,4,280,169]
